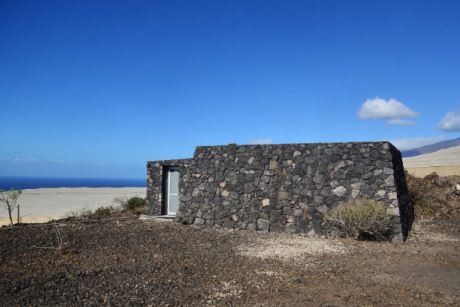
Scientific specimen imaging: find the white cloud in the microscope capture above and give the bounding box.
[391,136,445,151]
[358,97,418,125]
[248,138,273,145]
[439,111,460,131]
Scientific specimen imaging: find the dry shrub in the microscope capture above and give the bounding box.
[406,172,460,219]
[65,208,93,218]
[325,199,393,240]
[122,197,146,212]
[94,206,114,217]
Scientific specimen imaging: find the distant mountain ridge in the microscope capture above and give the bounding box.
[401,137,460,157]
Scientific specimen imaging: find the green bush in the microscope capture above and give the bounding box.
[123,197,146,212]
[325,199,393,240]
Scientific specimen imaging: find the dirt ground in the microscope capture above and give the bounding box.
[1,214,459,306]
[405,165,460,177]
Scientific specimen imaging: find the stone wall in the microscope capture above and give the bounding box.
[146,142,414,240]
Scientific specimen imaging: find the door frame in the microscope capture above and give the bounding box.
[166,167,179,216]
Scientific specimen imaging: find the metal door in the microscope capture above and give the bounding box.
[167,168,179,215]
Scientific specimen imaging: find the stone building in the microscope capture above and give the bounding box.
[146,142,413,240]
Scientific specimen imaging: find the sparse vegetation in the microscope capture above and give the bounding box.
[94,206,114,217]
[325,199,393,240]
[122,196,146,212]
[63,197,146,220]
[0,189,22,226]
[66,205,121,219]
[62,197,146,220]
[406,172,460,219]
[65,207,93,218]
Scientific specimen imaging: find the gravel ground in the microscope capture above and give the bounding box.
[1,214,459,306]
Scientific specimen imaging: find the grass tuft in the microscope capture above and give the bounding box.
[325,199,393,240]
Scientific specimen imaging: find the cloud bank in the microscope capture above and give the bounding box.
[439,111,460,131]
[358,98,418,125]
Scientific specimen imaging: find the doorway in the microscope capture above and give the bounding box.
[166,167,179,215]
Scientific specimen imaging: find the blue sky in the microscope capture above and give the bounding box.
[1,0,459,179]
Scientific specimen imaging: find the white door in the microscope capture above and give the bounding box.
[167,169,179,215]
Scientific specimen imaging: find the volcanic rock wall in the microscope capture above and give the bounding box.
[147,142,413,240]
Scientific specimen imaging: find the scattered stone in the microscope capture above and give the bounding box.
[351,189,360,199]
[332,186,347,197]
[221,190,230,197]
[316,205,329,215]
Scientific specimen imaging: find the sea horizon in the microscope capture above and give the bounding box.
[0,176,146,190]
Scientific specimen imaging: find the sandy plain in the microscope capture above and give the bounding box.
[0,187,145,226]
[403,145,460,177]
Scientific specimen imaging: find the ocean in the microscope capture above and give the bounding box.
[0,176,146,190]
